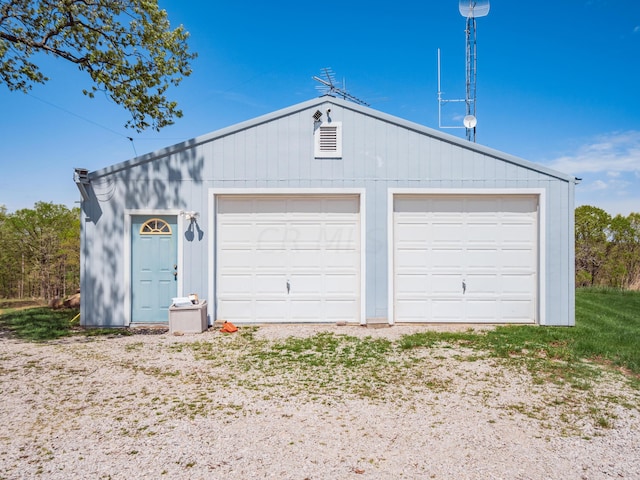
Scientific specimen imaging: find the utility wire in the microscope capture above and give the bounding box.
[26,92,139,157]
[27,92,129,139]
[128,137,137,156]
[25,92,189,156]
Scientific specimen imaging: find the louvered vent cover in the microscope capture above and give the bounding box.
[315,122,342,158]
[319,126,338,152]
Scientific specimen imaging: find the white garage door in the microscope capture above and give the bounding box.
[216,195,360,323]
[393,195,538,323]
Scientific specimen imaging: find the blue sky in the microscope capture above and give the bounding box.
[1,0,639,216]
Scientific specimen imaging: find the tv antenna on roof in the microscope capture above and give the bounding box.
[437,0,490,142]
[313,67,369,106]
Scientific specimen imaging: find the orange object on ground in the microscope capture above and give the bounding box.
[220,321,238,333]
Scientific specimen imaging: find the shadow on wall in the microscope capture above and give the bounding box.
[80,182,103,223]
[185,218,204,242]
[81,139,206,327]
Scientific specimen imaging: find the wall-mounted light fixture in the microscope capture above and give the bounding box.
[73,167,91,201]
[180,210,199,221]
[182,210,203,241]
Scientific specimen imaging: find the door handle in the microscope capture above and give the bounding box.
[462,279,466,294]
[286,279,291,294]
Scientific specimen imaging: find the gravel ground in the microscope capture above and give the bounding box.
[1,324,639,479]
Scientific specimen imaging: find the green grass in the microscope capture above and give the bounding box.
[232,288,640,395]
[2,289,630,433]
[396,288,640,382]
[574,288,640,374]
[0,298,46,311]
[0,307,125,341]
[234,332,402,400]
[0,307,80,340]
[1,289,638,382]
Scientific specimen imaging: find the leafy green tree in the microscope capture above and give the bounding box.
[606,213,640,289]
[629,213,640,288]
[57,206,81,297]
[6,202,79,299]
[575,205,611,287]
[0,205,19,297]
[0,0,196,131]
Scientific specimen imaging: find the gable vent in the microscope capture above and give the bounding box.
[319,125,338,150]
[314,122,342,158]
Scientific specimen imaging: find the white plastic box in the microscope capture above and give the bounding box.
[168,300,208,334]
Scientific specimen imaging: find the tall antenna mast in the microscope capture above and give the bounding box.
[313,67,369,106]
[437,0,490,142]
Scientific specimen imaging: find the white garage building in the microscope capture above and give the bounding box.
[76,96,576,327]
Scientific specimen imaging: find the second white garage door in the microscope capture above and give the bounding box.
[393,194,538,324]
[216,195,361,323]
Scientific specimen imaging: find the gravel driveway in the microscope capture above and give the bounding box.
[1,324,639,479]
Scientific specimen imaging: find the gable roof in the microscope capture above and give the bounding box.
[90,96,575,183]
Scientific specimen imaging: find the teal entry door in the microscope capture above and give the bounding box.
[131,216,178,323]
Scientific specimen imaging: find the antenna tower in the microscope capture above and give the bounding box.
[313,68,369,106]
[437,0,489,142]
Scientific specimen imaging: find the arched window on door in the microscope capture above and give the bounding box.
[140,218,172,234]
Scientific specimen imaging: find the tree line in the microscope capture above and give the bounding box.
[0,202,80,300]
[1,202,638,301]
[575,205,640,289]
